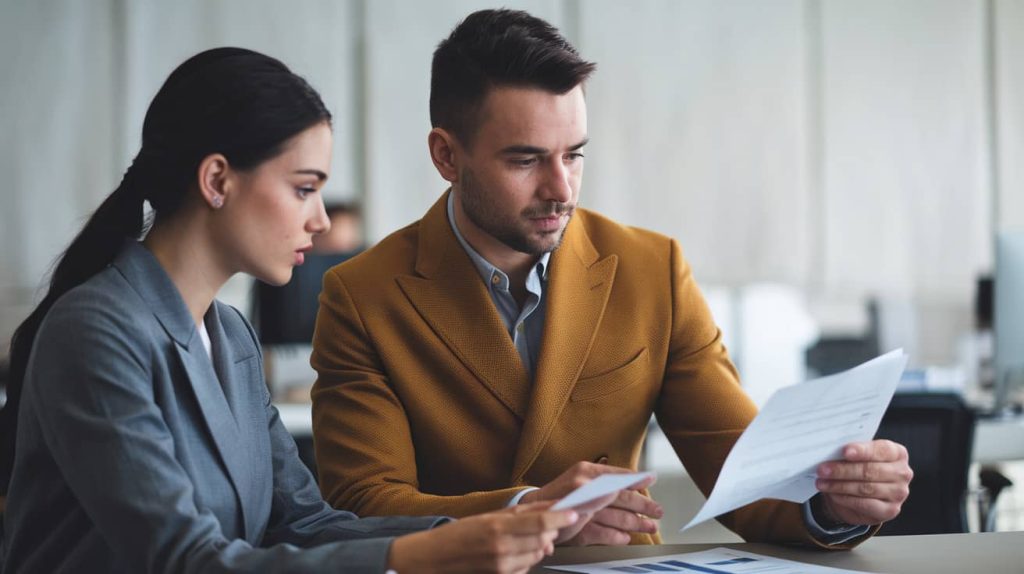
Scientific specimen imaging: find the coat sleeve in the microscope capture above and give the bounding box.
[25,297,438,573]
[653,239,875,548]
[311,268,527,517]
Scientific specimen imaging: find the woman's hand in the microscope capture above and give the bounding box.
[387,502,578,574]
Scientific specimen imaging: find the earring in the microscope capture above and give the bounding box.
[211,196,223,209]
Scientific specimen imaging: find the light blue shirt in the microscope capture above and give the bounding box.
[446,192,549,376]
[445,192,866,542]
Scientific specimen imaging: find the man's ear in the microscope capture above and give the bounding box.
[427,128,461,183]
[196,153,231,209]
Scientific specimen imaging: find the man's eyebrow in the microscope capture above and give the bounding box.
[499,145,547,155]
[294,169,328,181]
[499,137,589,155]
[568,137,589,151]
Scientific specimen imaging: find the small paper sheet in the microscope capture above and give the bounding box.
[552,471,655,511]
[546,547,878,573]
[682,349,908,531]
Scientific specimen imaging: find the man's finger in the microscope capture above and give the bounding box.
[840,439,908,463]
[590,506,659,534]
[817,460,913,483]
[608,489,664,519]
[816,477,910,503]
[572,522,633,546]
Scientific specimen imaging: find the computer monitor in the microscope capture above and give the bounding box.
[252,251,357,345]
[994,231,1024,413]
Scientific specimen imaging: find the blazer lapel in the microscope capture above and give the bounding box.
[510,214,618,483]
[172,341,253,538]
[396,192,531,419]
[204,304,251,423]
[112,242,253,538]
[202,303,261,539]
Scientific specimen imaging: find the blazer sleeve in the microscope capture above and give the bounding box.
[311,269,526,517]
[653,239,874,548]
[26,298,437,573]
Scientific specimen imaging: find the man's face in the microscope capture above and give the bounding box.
[453,85,587,257]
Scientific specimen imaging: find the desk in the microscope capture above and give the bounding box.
[533,532,1023,573]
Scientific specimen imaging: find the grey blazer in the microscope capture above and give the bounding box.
[2,242,444,573]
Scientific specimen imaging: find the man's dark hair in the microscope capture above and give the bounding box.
[430,9,596,146]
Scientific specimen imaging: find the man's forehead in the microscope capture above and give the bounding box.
[474,85,588,150]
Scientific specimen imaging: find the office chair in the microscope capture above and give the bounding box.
[874,392,976,535]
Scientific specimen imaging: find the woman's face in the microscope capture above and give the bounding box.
[218,122,333,286]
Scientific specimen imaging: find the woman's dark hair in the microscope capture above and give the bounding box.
[0,47,331,491]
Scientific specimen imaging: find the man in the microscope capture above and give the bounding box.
[311,9,912,547]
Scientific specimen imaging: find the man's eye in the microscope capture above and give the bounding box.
[566,152,585,162]
[510,158,537,167]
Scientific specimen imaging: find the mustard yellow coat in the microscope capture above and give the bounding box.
[311,192,865,547]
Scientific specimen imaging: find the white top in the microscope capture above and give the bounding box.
[198,320,213,359]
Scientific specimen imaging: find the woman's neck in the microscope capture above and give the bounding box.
[143,214,232,329]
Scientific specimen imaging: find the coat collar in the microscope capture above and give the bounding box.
[112,241,196,348]
[398,192,532,417]
[399,193,618,481]
[112,241,257,539]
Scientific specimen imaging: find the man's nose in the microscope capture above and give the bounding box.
[540,159,573,204]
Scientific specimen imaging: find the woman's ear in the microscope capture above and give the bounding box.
[427,128,461,183]
[196,153,230,209]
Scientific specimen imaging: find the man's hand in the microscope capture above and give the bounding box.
[387,502,578,574]
[815,439,913,525]
[520,461,663,546]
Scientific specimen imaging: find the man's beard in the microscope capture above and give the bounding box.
[458,167,574,255]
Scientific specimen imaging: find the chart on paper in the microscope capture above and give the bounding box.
[547,547,878,574]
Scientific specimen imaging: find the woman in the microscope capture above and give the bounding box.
[0,48,582,573]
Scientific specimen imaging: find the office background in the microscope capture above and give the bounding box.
[1,0,1022,539]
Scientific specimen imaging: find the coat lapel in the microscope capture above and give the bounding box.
[201,303,261,539]
[510,214,618,483]
[396,193,531,418]
[112,242,253,538]
[172,342,253,537]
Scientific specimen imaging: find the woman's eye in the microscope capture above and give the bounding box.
[297,186,316,198]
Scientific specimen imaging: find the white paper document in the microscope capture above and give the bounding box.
[547,547,878,573]
[682,349,908,531]
[553,471,655,511]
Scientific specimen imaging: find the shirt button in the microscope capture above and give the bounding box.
[491,275,501,285]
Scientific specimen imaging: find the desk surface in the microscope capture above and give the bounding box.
[533,531,1023,573]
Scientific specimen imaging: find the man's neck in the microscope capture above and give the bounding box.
[450,193,541,283]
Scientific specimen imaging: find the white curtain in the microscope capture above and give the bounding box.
[820,0,992,303]
[0,0,121,346]
[997,0,1024,231]
[578,0,813,287]
[0,0,1012,359]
